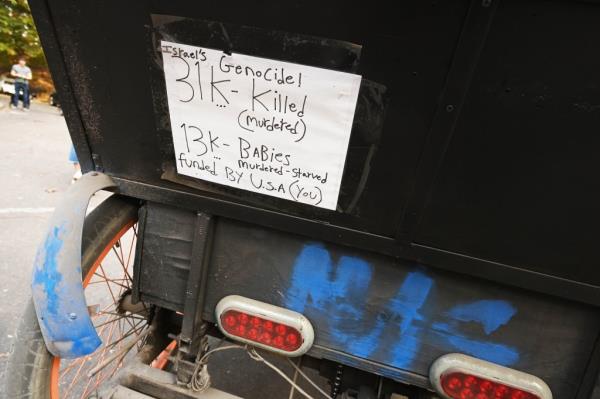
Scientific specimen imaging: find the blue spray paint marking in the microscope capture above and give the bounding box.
[285,244,373,317]
[286,243,377,356]
[286,243,520,369]
[343,271,435,368]
[447,300,516,335]
[32,224,102,358]
[32,225,65,319]
[286,244,436,367]
[432,322,519,366]
[432,300,519,365]
[385,272,434,368]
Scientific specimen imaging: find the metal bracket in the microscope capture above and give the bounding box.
[31,172,116,358]
[177,212,214,383]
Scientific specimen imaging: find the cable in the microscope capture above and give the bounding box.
[247,348,315,399]
[288,358,302,399]
[189,344,246,392]
[287,358,332,399]
[188,341,332,399]
[189,363,211,392]
[199,344,245,364]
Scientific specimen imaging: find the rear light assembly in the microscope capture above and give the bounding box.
[430,354,552,399]
[215,295,314,356]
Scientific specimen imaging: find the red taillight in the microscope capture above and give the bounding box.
[215,295,314,356]
[441,372,540,399]
[220,309,303,352]
[430,354,552,399]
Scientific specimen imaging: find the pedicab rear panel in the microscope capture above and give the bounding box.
[29,0,600,397]
[131,202,599,398]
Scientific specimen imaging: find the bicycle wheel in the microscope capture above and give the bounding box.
[6,195,149,399]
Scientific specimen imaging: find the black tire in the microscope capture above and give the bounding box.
[6,195,139,399]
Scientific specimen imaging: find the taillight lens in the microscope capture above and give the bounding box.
[215,295,314,356]
[441,372,540,399]
[430,354,552,399]
[220,309,303,352]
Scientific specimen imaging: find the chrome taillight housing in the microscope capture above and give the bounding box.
[215,295,314,356]
[430,354,552,399]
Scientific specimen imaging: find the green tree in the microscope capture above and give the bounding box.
[0,0,46,68]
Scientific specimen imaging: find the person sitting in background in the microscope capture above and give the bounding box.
[10,56,33,111]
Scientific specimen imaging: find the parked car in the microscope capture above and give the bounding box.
[0,74,37,101]
[0,74,16,95]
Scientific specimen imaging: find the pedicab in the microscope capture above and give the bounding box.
[8,1,600,398]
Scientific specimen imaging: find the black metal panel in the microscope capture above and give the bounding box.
[398,0,499,242]
[412,0,600,286]
[115,176,600,308]
[29,0,600,313]
[577,335,600,399]
[33,0,469,238]
[27,0,94,171]
[591,372,600,399]
[136,202,195,311]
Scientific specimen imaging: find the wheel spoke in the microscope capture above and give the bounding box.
[89,277,130,289]
[125,232,137,269]
[53,221,148,399]
[81,316,120,399]
[118,239,125,269]
[63,345,93,397]
[111,246,134,284]
[59,356,86,378]
[94,313,142,329]
[105,322,147,350]
[97,311,146,320]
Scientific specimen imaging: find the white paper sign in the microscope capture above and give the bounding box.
[161,40,361,210]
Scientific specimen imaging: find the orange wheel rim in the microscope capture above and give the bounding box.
[49,220,141,399]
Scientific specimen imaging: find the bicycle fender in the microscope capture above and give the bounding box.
[32,172,116,358]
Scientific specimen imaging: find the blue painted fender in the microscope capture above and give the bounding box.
[31,172,116,358]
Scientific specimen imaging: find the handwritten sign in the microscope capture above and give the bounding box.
[161,40,361,210]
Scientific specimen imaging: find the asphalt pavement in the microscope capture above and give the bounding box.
[0,100,74,388]
[0,99,330,398]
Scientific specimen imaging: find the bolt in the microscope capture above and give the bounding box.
[446,104,455,112]
[68,312,77,320]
